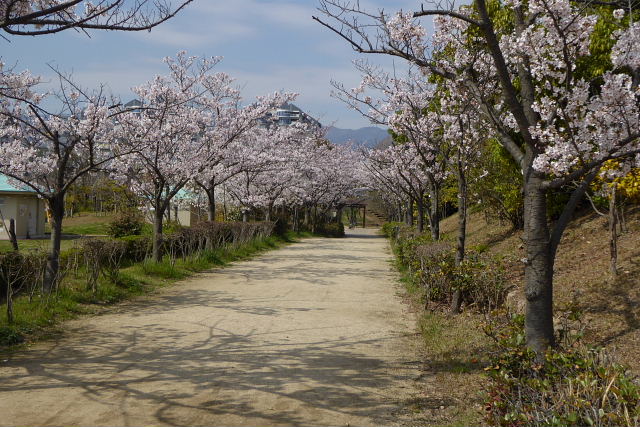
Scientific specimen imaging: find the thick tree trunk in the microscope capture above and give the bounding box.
[152,207,164,263]
[609,185,618,277]
[451,164,468,314]
[523,173,555,356]
[43,195,64,293]
[242,210,248,223]
[206,182,216,222]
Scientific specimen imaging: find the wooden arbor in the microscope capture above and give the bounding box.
[343,202,366,228]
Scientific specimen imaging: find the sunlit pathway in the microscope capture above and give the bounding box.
[0,228,423,427]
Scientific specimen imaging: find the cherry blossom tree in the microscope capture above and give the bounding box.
[332,64,451,237]
[315,0,640,354]
[364,144,427,228]
[193,90,297,222]
[113,53,217,262]
[0,69,122,292]
[0,0,192,36]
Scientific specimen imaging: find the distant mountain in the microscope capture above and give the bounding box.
[325,126,390,148]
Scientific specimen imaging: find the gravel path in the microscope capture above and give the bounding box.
[0,228,423,426]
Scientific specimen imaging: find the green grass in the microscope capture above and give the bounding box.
[62,222,110,235]
[0,232,305,350]
[0,238,80,253]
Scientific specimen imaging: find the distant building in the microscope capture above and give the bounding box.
[0,174,46,240]
[260,103,321,128]
[123,99,143,113]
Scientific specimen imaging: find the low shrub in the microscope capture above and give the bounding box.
[381,221,406,239]
[107,210,144,237]
[118,235,152,263]
[383,222,509,313]
[0,251,47,301]
[0,325,24,346]
[79,239,127,292]
[484,313,640,427]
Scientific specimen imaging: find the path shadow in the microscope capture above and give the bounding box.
[0,224,412,426]
[1,321,413,426]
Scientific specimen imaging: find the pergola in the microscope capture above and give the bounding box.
[342,202,366,228]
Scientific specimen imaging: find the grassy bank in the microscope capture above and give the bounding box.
[0,231,308,349]
[392,249,490,426]
[386,209,640,426]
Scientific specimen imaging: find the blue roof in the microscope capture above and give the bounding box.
[0,174,36,194]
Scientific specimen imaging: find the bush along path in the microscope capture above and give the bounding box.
[0,221,288,347]
[382,222,640,427]
[0,227,424,426]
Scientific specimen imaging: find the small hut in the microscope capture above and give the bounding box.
[0,174,46,239]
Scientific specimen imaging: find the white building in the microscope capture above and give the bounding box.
[0,174,46,240]
[260,103,322,128]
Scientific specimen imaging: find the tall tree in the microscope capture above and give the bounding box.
[0,70,120,292]
[113,53,215,262]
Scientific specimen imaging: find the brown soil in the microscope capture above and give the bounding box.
[439,206,640,375]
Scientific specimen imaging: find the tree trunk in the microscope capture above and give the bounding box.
[265,209,271,222]
[451,163,468,314]
[429,186,440,241]
[8,219,18,251]
[242,210,248,223]
[312,204,318,233]
[152,207,164,263]
[523,173,555,356]
[43,195,64,293]
[206,182,216,222]
[609,184,618,277]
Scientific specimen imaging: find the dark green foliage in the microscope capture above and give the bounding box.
[107,210,144,237]
[273,218,290,236]
[0,326,24,346]
[315,222,345,237]
[472,140,524,229]
[118,235,153,263]
[380,221,406,238]
[484,313,640,426]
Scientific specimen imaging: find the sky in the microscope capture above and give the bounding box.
[4,0,423,129]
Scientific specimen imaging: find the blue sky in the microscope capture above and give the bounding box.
[4,0,421,129]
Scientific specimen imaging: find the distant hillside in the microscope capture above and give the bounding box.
[325,126,390,148]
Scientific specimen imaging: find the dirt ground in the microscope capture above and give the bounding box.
[0,228,426,427]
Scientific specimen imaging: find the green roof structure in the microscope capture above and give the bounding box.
[0,174,36,194]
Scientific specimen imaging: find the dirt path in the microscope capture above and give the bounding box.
[0,228,423,426]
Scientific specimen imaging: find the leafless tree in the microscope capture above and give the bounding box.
[0,0,192,37]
